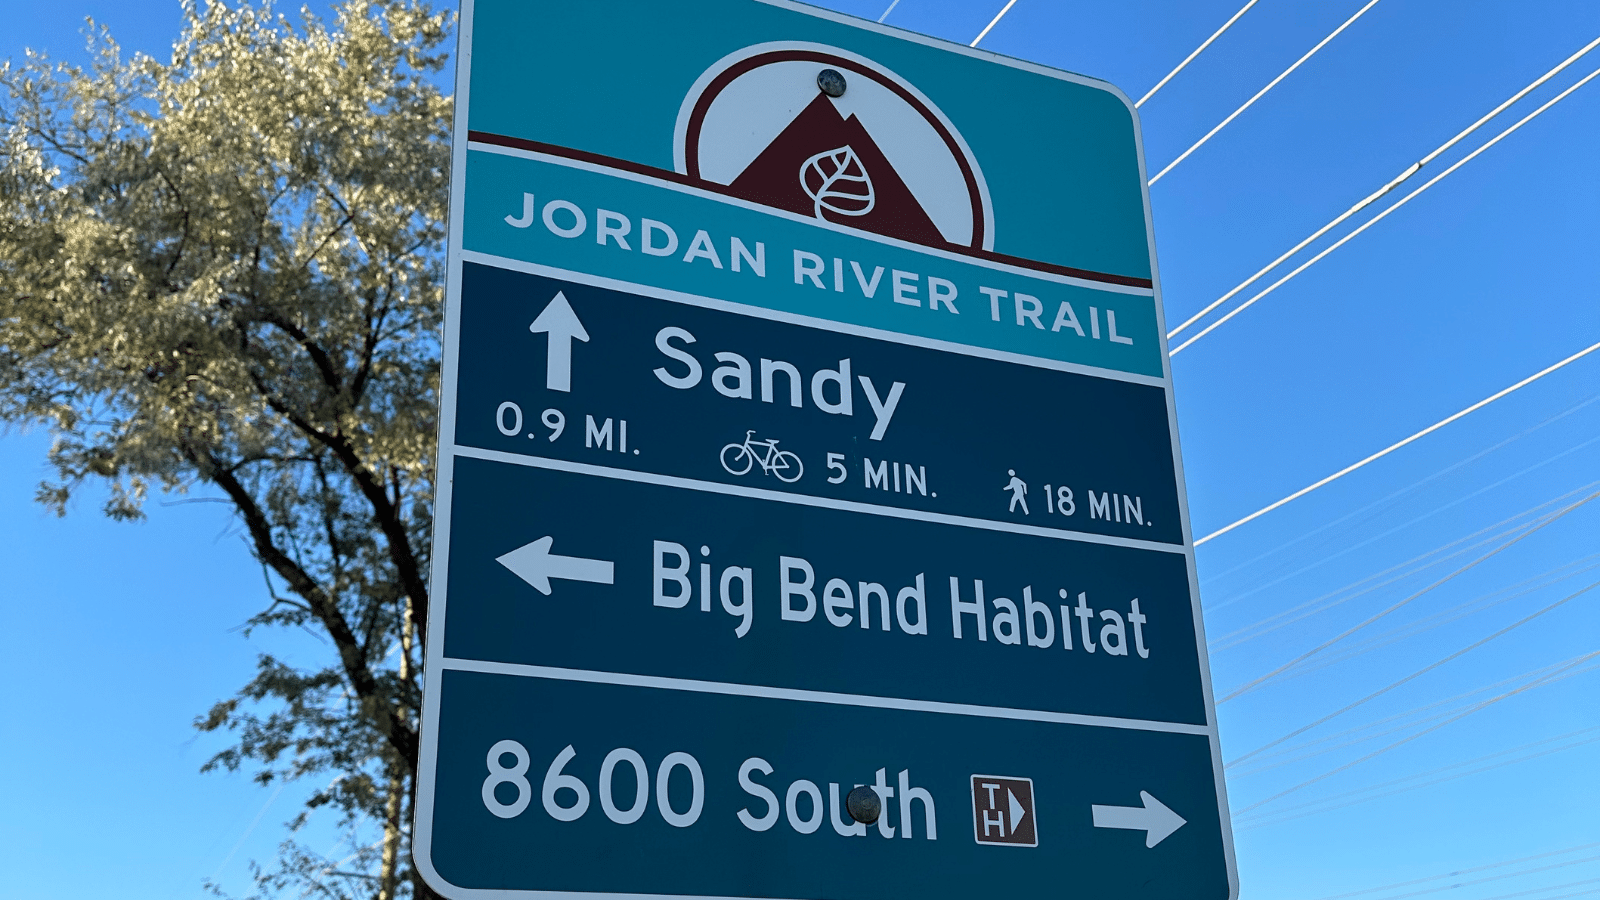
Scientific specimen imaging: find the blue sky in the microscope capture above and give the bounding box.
[3,1,1597,898]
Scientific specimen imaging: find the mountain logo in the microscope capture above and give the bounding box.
[674,43,993,251]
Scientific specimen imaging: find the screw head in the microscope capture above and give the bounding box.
[817,68,847,98]
[844,785,881,824]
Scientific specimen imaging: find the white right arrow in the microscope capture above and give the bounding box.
[1008,789,1027,834]
[496,536,614,596]
[1091,791,1186,848]
[528,291,589,393]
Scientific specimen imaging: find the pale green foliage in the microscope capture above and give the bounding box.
[0,2,452,896]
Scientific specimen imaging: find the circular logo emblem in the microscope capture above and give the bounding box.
[675,43,993,251]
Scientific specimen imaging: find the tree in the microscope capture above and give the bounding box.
[0,1,451,896]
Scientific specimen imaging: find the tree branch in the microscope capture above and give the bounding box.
[197,447,419,772]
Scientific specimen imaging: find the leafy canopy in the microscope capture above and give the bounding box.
[0,1,452,896]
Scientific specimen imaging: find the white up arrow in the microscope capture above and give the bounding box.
[496,536,614,596]
[528,292,589,392]
[1091,791,1186,848]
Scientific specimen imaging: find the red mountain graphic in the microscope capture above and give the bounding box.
[728,93,947,247]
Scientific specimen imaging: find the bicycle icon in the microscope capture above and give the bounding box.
[720,430,804,483]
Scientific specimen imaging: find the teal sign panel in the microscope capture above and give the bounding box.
[417,3,1237,899]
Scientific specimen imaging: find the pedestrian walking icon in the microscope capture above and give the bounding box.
[1004,470,1029,514]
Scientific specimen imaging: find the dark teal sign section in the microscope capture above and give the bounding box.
[463,0,1151,281]
[444,457,1207,726]
[428,670,1229,900]
[453,263,1183,545]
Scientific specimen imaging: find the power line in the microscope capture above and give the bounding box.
[1216,490,1599,703]
[1135,0,1260,108]
[1168,35,1600,341]
[1301,839,1600,900]
[1148,0,1385,185]
[877,0,901,23]
[1196,341,1600,545]
[970,0,1018,47]
[1237,727,1600,826]
[1205,432,1600,623]
[1208,475,1600,643]
[1367,863,1600,900]
[1200,392,1600,590]
[1473,885,1600,900]
[1265,554,1600,681]
[1233,658,1600,777]
[1226,578,1600,764]
[1171,62,1600,356]
[1233,650,1600,814]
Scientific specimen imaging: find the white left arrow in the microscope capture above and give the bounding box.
[496,536,614,596]
[1091,791,1186,848]
[528,291,589,392]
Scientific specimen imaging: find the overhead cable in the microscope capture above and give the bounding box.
[1264,554,1600,679]
[1234,658,1600,774]
[1169,35,1600,341]
[1303,840,1600,899]
[970,0,1018,47]
[1201,392,1600,589]
[1172,62,1600,355]
[1148,0,1385,185]
[1227,578,1600,762]
[1135,0,1260,108]
[1233,650,1600,813]
[1210,478,1600,643]
[1238,729,1600,825]
[877,0,901,23]
[1216,491,1599,703]
[1195,341,1600,545]
[1207,440,1600,622]
[1471,884,1600,900]
[1368,867,1600,900]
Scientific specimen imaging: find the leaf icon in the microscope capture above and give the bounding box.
[799,145,876,221]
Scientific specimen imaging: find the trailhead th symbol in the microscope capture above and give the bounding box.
[1003,469,1029,515]
[720,430,804,483]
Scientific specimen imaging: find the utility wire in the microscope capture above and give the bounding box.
[1202,392,1600,590]
[1210,478,1600,644]
[1264,554,1600,680]
[877,0,901,23]
[1472,885,1600,900]
[1227,578,1600,764]
[1363,864,1600,900]
[1172,63,1600,355]
[1235,657,1600,773]
[1232,691,1596,780]
[1168,35,1600,341]
[1149,0,1385,185]
[971,0,1018,47]
[1217,490,1599,703]
[1233,650,1600,813]
[1238,728,1600,825]
[1449,882,1600,900]
[1206,432,1600,622]
[1303,840,1600,900]
[1136,0,1259,108]
[1196,341,1600,545]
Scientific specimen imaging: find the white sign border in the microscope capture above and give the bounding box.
[414,4,1239,899]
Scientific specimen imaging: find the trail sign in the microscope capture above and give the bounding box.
[417,2,1238,899]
